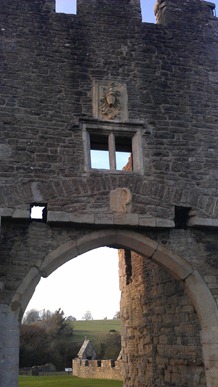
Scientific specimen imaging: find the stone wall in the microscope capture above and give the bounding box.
[1,1,218,386]
[119,248,206,386]
[0,0,217,221]
[72,358,122,380]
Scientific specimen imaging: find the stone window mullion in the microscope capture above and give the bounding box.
[109,133,116,171]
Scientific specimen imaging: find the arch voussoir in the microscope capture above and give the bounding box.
[151,243,193,280]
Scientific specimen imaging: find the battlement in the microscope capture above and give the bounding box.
[2,0,216,26]
[155,0,216,25]
[72,358,122,380]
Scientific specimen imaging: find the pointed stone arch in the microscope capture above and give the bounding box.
[11,229,218,386]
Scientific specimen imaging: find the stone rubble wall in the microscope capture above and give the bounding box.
[72,358,122,381]
[1,1,218,386]
[119,248,207,386]
[0,0,217,220]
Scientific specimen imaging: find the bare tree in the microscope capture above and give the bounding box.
[113,311,120,319]
[82,310,93,320]
[22,309,41,324]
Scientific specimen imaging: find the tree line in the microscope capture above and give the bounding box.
[20,309,76,370]
[20,309,121,370]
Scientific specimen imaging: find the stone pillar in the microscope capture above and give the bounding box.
[201,328,218,387]
[0,305,20,387]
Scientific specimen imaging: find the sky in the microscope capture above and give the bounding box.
[26,0,218,321]
[55,0,157,22]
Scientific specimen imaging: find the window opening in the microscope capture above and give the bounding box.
[30,204,47,222]
[90,134,110,169]
[55,0,76,14]
[91,150,110,169]
[90,133,132,171]
[115,136,132,171]
[83,120,144,174]
[124,249,132,285]
[111,360,115,368]
[174,206,191,229]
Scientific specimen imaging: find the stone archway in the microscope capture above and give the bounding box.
[8,229,218,386]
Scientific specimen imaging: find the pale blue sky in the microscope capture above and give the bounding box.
[55,0,157,22]
[27,0,218,320]
[55,0,218,22]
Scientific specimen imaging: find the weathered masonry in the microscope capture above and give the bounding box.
[0,0,218,386]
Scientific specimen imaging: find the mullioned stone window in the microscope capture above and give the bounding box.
[82,120,144,174]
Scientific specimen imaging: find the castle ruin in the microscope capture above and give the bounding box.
[0,0,218,386]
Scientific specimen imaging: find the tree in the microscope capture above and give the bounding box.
[20,309,75,370]
[104,331,121,359]
[45,308,73,338]
[113,311,120,319]
[20,324,49,367]
[96,332,121,360]
[82,310,93,320]
[67,315,76,321]
[22,309,41,324]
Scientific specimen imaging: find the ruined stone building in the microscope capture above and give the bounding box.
[72,338,122,380]
[0,0,218,386]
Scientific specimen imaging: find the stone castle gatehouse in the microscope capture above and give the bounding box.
[0,1,218,386]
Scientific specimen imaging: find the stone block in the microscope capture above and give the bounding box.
[152,244,193,280]
[70,213,95,224]
[204,276,217,283]
[40,240,79,277]
[76,230,117,256]
[185,271,218,328]
[113,213,138,226]
[94,213,113,224]
[139,216,156,227]
[0,207,14,217]
[156,218,175,228]
[188,217,218,228]
[116,230,158,258]
[12,209,30,219]
[47,211,71,222]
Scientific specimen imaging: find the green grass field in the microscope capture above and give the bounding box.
[19,375,122,387]
[72,320,121,343]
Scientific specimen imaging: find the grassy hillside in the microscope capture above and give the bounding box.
[72,319,121,344]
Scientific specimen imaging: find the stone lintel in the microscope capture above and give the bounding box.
[12,209,30,219]
[47,211,95,224]
[1,208,218,229]
[156,218,175,228]
[113,213,138,226]
[188,217,218,228]
[0,208,14,217]
[47,211,174,228]
[94,213,114,224]
[138,216,156,227]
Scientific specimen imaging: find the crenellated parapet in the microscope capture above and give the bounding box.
[72,358,122,380]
